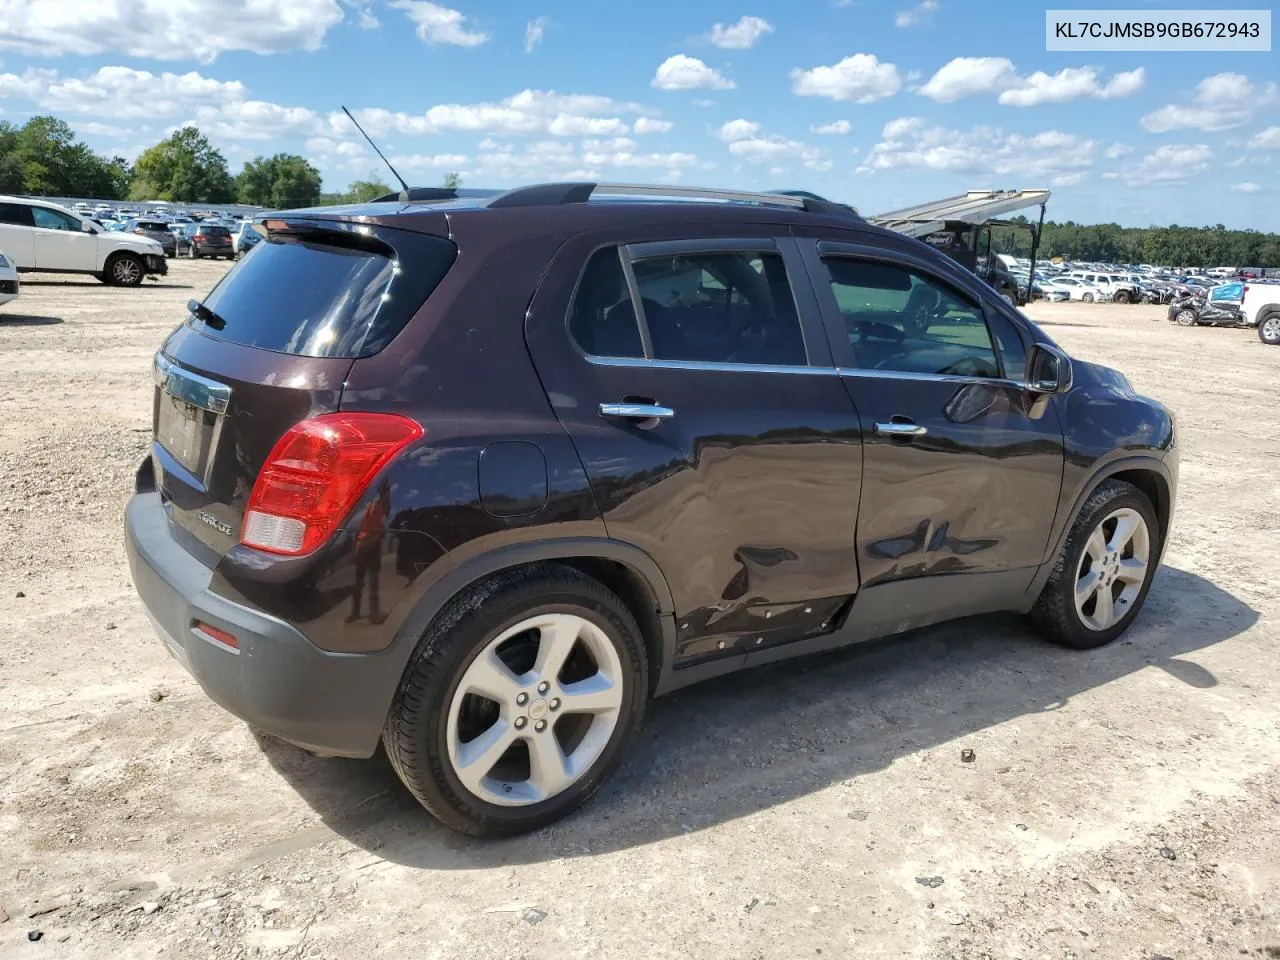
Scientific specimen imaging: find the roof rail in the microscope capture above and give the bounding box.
[486,181,861,219]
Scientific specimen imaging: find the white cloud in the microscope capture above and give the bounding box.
[1000,66,1145,106]
[1104,142,1133,159]
[769,166,786,176]
[388,152,470,173]
[344,0,379,29]
[811,120,852,134]
[524,16,548,53]
[306,136,367,159]
[652,54,735,91]
[1231,181,1262,194]
[1051,172,1087,187]
[330,90,654,139]
[791,53,902,102]
[388,0,487,47]
[859,117,1096,181]
[918,56,1016,102]
[708,15,773,49]
[0,65,246,120]
[75,121,130,138]
[633,116,673,134]
[895,0,939,27]
[717,118,760,142]
[1141,72,1278,132]
[0,0,343,63]
[1246,126,1280,149]
[1122,144,1213,186]
[189,100,321,140]
[692,99,716,108]
[918,57,1145,106]
[716,119,827,170]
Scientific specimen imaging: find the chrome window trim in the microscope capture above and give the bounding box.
[153,352,231,413]
[836,366,1023,389]
[585,354,837,376]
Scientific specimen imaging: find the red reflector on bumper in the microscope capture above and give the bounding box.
[194,621,240,650]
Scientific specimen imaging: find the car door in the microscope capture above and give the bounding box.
[31,206,98,271]
[0,202,37,268]
[797,234,1065,619]
[525,229,863,670]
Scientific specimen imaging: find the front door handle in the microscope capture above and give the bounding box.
[599,402,675,420]
[874,421,927,437]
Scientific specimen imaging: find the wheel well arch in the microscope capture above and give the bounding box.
[1110,467,1171,541]
[390,540,676,699]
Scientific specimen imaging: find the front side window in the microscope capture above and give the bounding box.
[823,257,1000,377]
[629,251,806,365]
[31,207,81,231]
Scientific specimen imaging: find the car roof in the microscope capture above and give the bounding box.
[0,194,79,212]
[269,181,869,237]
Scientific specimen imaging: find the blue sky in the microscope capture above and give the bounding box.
[0,0,1275,227]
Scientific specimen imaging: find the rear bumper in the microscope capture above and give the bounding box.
[124,492,400,757]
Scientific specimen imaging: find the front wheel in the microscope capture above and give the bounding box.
[1113,290,1130,304]
[1082,292,1094,303]
[106,254,144,287]
[383,565,648,836]
[1176,308,1198,326]
[1030,479,1160,650]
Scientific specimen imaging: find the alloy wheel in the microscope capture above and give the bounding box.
[1261,315,1280,345]
[445,613,624,806]
[1074,507,1150,631]
[1176,309,1197,326]
[112,258,141,284]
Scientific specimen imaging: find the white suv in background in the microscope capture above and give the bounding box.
[0,248,19,308]
[0,196,168,287]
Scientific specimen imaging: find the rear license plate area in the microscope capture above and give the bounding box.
[153,355,230,486]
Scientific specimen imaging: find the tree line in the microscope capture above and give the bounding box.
[994,217,1280,268]
[0,114,460,210]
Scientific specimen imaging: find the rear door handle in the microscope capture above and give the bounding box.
[874,421,927,437]
[599,403,675,420]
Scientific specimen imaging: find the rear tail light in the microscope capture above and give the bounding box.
[242,413,422,556]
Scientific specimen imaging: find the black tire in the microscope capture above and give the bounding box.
[1030,479,1161,650]
[383,564,648,837]
[105,253,144,287]
[1113,290,1130,304]
[1259,312,1280,346]
[1175,308,1198,326]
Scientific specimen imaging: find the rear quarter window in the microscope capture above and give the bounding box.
[195,223,457,359]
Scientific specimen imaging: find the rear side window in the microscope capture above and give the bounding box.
[631,251,806,365]
[569,248,644,358]
[568,246,807,366]
[196,226,457,358]
[0,203,34,227]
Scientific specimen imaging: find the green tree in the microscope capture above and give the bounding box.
[442,171,462,189]
[235,153,322,208]
[316,179,392,205]
[130,126,234,203]
[0,116,128,198]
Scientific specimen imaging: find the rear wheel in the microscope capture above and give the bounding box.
[1030,479,1160,650]
[1260,313,1280,345]
[383,565,648,836]
[1176,308,1198,326]
[1113,290,1130,304]
[1082,292,1094,303]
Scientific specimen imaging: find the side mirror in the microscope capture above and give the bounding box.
[82,221,95,233]
[1026,343,1073,395]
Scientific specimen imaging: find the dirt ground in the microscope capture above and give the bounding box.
[1,260,1278,960]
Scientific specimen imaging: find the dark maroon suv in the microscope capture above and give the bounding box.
[126,183,1177,836]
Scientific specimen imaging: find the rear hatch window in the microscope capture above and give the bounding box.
[199,226,231,237]
[194,221,457,358]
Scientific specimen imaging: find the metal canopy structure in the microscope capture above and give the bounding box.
[871,189,1052,238]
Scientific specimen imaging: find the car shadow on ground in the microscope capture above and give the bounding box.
[256,564,1256,867]
[0,314,63,326]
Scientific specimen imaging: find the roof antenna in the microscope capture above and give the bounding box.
[341,105,410,202]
